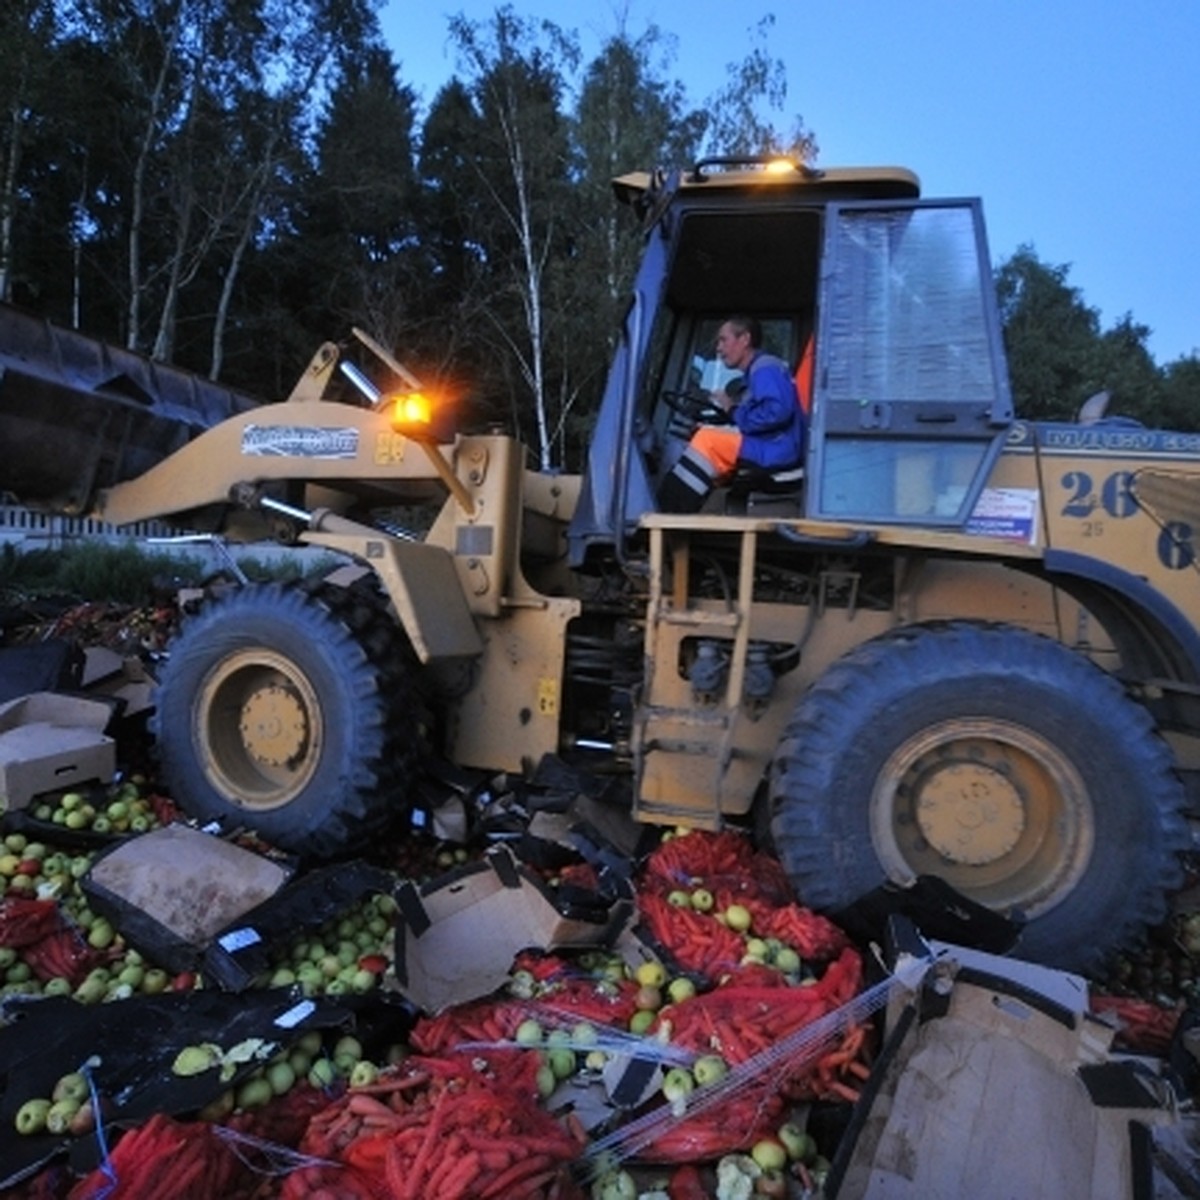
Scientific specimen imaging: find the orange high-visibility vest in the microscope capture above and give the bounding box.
[794,334,814,415]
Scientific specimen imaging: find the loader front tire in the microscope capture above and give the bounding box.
[152,577,425,858]
[770,621,1189,974]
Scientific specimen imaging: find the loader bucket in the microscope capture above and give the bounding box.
[0,302,258,515]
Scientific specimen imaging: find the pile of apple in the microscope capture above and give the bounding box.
[26,778,162,837]
[0,831,199,1002]
[170,1031,406,1121]
[13,1070,102,1138]
[0,832,91,902]
[12,1031,411,1134]
[253,891,397,997]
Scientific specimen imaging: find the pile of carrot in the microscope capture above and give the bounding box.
[409,963,640,1053]
[638,892,747,975]
[652,946,863,1066]
[66,1113,245,1199]
[638,831,850,978]
[0,896,63,947]
[1089,993,1185,1056]
[297,1054,586,1200]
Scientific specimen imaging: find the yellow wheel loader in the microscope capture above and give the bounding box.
[2,157,1196,973]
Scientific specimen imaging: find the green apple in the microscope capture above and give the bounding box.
[692,1054,728,1086]
[117,963,144,989]
[515,1018,543,1046]
[690,887,715,912]
[172,1043,222,1076]
[751,1138,788,1171]
[236,1076,273,1110]
[87,920,115,950]
[141,968,169,994]
[45,1099,81,1135]
[52,1073,89,1104]
[634,960,667,988]
[662,1067,695,1103]
[547,1048,576,1080]
[308,1059,337,1089]
[333,1035,362,1062]
[629,1009,656,1034]
[349,1060,379,1088]
[723,904,753,932]
[777,1122,816,1163]
[667,976,698,1003]
[14,1098,52,1135]
[350,968,376,993]
[774,947,802,974]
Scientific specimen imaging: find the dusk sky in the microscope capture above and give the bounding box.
[380,1,1200,366]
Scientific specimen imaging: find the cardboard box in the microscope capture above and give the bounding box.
[0,691,116,812]
[82,823,292,973]
[392,845,633,1014]
[827,948,1176,1200]
[81,647,156,717]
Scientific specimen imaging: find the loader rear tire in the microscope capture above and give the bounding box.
[152,576,425,859]
[770,621,1189,974]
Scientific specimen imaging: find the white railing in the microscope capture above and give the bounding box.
[0,504,176,546]
[0,504,334,572]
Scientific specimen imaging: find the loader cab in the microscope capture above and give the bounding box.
[566,159,1015,566]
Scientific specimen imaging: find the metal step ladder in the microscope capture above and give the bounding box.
[633,525,759,827]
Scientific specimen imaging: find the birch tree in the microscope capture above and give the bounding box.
[444,6,577,470]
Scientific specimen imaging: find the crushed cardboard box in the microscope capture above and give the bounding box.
[827,941,1178,1200]
[0,691,116,812]
[391,844,633,1014]
[80,646,156,718]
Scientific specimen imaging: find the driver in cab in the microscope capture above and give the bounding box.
[656,315,806,512]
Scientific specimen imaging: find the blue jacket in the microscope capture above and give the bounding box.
[732,351,806,470]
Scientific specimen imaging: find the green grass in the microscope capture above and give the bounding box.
[0,541,337,605]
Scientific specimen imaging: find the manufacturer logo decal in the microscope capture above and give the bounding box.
[242,425,359,458]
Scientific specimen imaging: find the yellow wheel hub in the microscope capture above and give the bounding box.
[914,758,1025,865]
[870,718,1094,917]
[196,650,323,811]
[239,685,309,768]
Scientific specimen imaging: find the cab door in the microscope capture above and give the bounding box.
[807,200,1014,525]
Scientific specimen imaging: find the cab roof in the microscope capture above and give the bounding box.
[613,158,921,209]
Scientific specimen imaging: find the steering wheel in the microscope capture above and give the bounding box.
[660,387,731,426]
